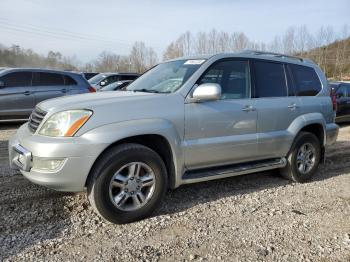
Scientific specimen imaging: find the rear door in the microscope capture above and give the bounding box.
[33,72,66,105]
[0,71,34,120]
[253,60,301,159]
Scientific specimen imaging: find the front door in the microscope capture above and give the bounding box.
[0,71,34,120]
[184,59,258,170]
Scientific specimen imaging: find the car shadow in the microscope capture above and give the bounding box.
[155,139,350,217]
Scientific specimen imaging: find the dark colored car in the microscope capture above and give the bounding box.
[88,73,139,90]
[99,80,133,91]
[0,68,96,121]
[329,81,350,123]
[82,72,99,80]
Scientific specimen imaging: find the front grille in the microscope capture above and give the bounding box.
[28,107,47,133]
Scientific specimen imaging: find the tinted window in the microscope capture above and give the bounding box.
[0,72,32,87]
[254,61,287,98]
[33,72,64,86]
[64,75,77,85]
[336,85,349,98]
[290,64,321,96]
[198,60,251,99]
[120,75,138,81]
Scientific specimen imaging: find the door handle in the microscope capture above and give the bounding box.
[24,91,31,96]
[242,105,255,112]
[288,103,298,109]
[61,89,67,93]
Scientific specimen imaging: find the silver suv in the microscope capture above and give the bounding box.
[9,51,339,224]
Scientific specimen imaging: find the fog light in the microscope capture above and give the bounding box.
[32,157,66,172]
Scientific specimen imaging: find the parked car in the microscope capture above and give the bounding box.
[9,51,338,224]
[88,73,139,90]
[82,72,99,80]
[99,80,133,92]
[329,81,350,123]
[0,68,95,121]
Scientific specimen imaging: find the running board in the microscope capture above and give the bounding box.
[182,158,287,184]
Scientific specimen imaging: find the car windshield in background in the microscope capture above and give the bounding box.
[88,74,107,84]
[126,59,205,93]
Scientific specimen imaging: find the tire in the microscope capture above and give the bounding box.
[87,143,168,224]
[280,131,321,183]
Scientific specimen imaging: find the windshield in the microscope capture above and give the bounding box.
[88,73,107,84]
[126,59,204,93]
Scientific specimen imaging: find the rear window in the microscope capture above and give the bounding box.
[254,61,287,98]
[33,72,64,86]
[0,72,32,87]
[290,64,322,96]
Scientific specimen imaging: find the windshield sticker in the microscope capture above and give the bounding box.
[184,59,206,65]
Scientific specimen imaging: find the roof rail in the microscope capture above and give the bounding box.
[242,50,305,62]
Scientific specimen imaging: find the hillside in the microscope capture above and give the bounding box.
[302,38,350,80]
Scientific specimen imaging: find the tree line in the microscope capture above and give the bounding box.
[0,25,349,80]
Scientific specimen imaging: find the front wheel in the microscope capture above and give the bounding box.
[87,143,168,224]
[280,132,321,183]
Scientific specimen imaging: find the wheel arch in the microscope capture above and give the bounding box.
[288,113,326,162]
[83,120,183,189]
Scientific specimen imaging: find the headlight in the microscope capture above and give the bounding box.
[38,110,92,137]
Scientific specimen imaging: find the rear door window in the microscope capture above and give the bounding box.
[253,61,287,98]
[290,64,322,96]
[1,72,32,87]
[33,72,65,86]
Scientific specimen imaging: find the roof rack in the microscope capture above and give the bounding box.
[242,50,304,62]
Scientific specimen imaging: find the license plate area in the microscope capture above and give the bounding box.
[12,144,32,171]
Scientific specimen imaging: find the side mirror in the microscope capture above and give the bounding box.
[100,81,106,86]
[192,83,221,102]
[0,80,4,88]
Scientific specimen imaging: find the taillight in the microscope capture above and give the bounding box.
[88,86,96,93]
[330,89,337,111]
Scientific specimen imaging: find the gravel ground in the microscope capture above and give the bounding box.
[0,123,349,261]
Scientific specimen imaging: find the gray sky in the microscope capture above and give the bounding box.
[0,0,349,62]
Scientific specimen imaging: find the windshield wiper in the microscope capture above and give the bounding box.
[132,89,170,94]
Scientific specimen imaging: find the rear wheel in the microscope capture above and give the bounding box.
[280,132,321,182]
[87,143,168,224]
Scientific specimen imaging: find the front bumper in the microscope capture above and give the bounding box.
[9,124,108,192]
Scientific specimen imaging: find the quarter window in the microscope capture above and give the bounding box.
[290,64,321,96]
[254,61,287,98]
[64,75,77,85]
[198,60,251,99]
[1,72,32,87]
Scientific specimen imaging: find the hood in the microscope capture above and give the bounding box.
[38,91,157,113]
